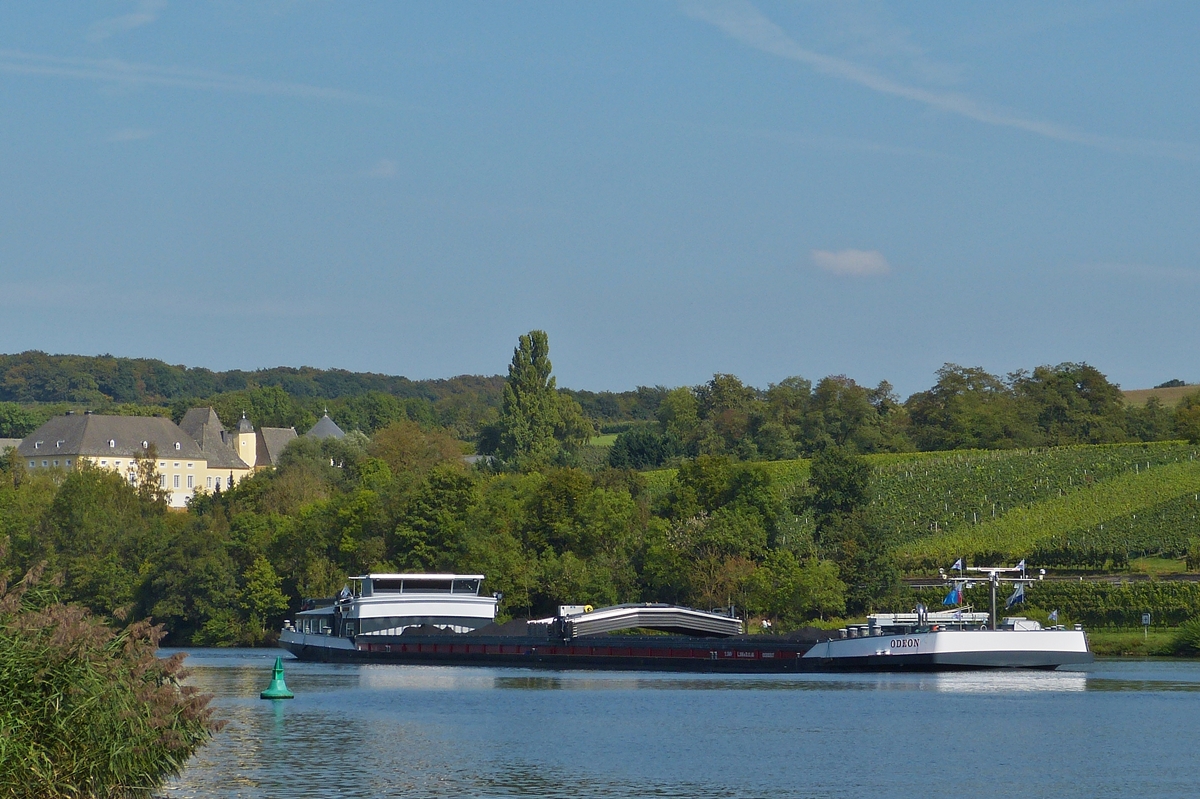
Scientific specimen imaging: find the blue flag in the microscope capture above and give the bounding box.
[1016,559,1026,572]
[1005,582,1025,609]
[942,586,960,605]
[1048,609,1059,623]
[951,558,963,571]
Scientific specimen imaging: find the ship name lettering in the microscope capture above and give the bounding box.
[889,638,920,649]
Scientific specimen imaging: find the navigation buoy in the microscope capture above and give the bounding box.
[260,656,294,699]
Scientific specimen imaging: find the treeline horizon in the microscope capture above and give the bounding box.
[3,333,1200,649]
[2,351,1198,465]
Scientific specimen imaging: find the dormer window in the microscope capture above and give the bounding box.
[141,440,149,449]
[34,441,41,449]
[56,440,64,448]
[174,442,181,451]
[108,439,116,448]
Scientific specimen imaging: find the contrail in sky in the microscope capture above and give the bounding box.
[681,0,1198,162]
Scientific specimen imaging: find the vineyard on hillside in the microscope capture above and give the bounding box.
[895,459,1200,570]
[870,442,1199,546]
[644,442,1200,572]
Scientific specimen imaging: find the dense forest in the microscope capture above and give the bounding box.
[3,335,1200,645]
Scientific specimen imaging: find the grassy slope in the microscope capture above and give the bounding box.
[1123,385,1198,407]
[894,459,1200,567]
[643,442,1200,571]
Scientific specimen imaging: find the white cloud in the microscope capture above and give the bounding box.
[367,159,399,178]
[87,0,167,42]
[680,0,1199,161]
[0,49,378,104]
[108,127,156,142]
[812,249,891,277]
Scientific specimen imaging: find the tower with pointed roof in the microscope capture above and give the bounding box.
[232,411,258,468]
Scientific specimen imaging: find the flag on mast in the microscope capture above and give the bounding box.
[1005,582,1025,609]
[1048,609,1059,623]
[951,558,963,571]
[942,585,961,605]
[1016,558,1026,572]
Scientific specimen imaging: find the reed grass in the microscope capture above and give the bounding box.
[0,562,220,798]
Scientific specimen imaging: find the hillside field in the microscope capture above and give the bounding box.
[645,441,1200,574]
[1123,385,1198,407]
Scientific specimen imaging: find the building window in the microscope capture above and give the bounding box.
[173,474,180,488]
[187,475,194,489]
[160,475,167,488]
[53,460,59,467]
[101,460,108,466]
[215,477,222,490]
[34,441,41,449]
[187,462,194,469]
[206,477,212,488]
[174,442,181,451]
[128,473,136,484]
[29,461,34,468]
[109,439,115,448]
[174,462,180,468]
[41,460,47,467]
[141,440,148,449]
[65,459,71,466]
[115,461,121,468]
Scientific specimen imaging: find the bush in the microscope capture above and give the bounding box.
[1171,616,1200,655]
[0,563,220,797]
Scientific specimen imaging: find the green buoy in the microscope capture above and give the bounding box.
[260,656,294,699]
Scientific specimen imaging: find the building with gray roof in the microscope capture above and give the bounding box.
[179,407,252,471]
[306,412,346,440]
[18,412,215,507]
[257,426,298,466]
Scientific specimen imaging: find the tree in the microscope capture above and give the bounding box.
[804,446,900,613]
[1013,362,1127,444]
[243,554,290,635]
[608,425,682,469]
[1176,390,1200,444]
[905,364,1038,451]
[807,446,870,529]
[492,331,592,469]
[368,420,463,474]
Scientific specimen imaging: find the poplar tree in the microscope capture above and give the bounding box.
[497,331,563,468]
[495,331,591,469]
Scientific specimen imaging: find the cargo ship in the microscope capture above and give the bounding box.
[278,571,1092,672]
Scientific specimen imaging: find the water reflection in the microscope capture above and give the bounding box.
[488,670,1089,693]
[159,651,1200,799]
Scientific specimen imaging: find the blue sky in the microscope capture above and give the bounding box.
[1,2,1196,396]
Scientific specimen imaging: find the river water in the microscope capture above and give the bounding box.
[160,649,1200,799]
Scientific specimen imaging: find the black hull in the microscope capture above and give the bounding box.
[281,634,1088,673]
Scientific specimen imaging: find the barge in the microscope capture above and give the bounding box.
[279,571,1092,672]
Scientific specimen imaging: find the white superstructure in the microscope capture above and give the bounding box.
[802,561,1095,670]
[803,611,1091,669]
[280,573,498,650]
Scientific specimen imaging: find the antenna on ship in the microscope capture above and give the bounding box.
[961,563,1045,629]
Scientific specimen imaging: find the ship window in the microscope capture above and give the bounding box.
[403,579,452,593]
[452,579,480,595]
[371,579,403,593]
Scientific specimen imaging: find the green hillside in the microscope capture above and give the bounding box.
[895,458,1200,570]
[645,441,1200,573]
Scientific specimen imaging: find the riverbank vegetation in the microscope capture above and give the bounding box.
[2,334,1200,646]
[0,561,218,797]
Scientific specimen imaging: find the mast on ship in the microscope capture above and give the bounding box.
[941,562,1046,629]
